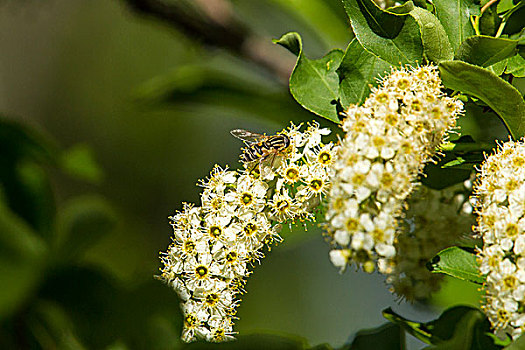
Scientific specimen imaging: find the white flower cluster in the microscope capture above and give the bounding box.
[385,183,474,301]
[473,139,525,340]
[326,65,463,273]
[159,122,337,342]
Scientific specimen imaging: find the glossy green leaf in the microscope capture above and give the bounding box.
[0,191,47,319]
[409,6,454,62]
[439,60,525,139]
[61,144,104,184]
[384,306,500,349]
[425,307,499,350]
[429,247,484,284]
[456,36,519,67]
[275,32,344,123]
[349,323,404,350]
[337,39,390,106]
[433,0,480,52]
[55,196,117,260]
[488,58,508,75]
[342,0,423,65]
[497,0,518,13]
[383,308,432,344]
[505,53,525,77]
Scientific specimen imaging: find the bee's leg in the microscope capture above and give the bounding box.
[248,161,258,175]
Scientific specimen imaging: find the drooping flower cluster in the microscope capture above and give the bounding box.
[326,65,463,273]
[473,139,525,340]
[384,182,475,301]
[159,122,337,342]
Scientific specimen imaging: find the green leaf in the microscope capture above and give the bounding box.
[409,6,454,62]
[433,0,480,53]
[0,117,58,165]
[0,118,58,236]
[488,58,508,75]
[479,4,502,36]
[0,191,47,319]
[384,306,500,349]
[337,39,391,106]
[439,60,525,139]
[456,36,519,67]
[268,0,350,45]
[26,301,86,349]
[61,144,104,184]
[425,307,499,350]
[39,266,120,348]
[497,0,518,13]
[503,5,525,35]
[342,0,423,65]
[505,53,525,77]
[506,333,525,349]
[428,247,484,284]
[349,323,405,350]
[134,64,311,125]
[383,308,433,344]
[55,196,117,261]
[275,32,344,123]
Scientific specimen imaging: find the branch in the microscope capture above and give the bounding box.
[120,0,293,83]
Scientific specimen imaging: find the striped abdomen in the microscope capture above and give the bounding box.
[239,134,290,163]
[264,134,290,150]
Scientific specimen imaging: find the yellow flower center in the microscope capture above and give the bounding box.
[506,223,519,238]
[205,292,219,306]
[397,78,410,90]
[376,92,389,103]
[318,151,332,165]
[345,218,359,232]
[209,225,222,238]
[352,173,365,185]
[243,222,257,235]
[240,192,253,206]
[381,172,394,188]
[276,199,290,213]
[309,179,323,192]
[226,251,238,263]
[184,314,198,328]
[385,113,398,126]
[285,168,300,181]
[183,240,196,253]
[196,265,208,278]
[503,275,517,290]
[371,228,385,243]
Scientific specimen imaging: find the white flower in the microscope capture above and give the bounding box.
[326,65,461,273]
[473,138,525,339]
[161,122,335,343]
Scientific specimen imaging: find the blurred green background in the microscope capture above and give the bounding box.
[0,0,494,349]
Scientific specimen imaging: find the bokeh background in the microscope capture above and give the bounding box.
[1,0,505,349]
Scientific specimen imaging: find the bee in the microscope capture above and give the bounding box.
[230,129,291,173]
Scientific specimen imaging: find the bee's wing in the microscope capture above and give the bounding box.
[230,129,265,145]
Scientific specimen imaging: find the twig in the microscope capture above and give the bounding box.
[120,0,293,83]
